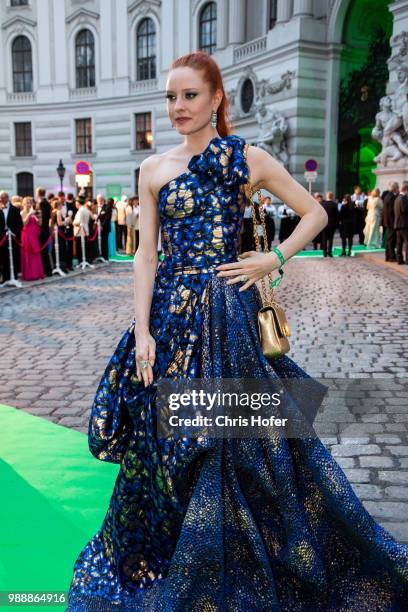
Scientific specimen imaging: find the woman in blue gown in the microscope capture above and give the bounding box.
[67,52,408,611]
[107,198,117,259]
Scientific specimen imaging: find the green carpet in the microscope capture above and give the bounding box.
[110,247,384,263]
[0,404,118,610]
[293,245,384,258]
[109,253,134,262]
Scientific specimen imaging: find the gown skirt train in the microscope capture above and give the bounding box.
[67,135,408,611]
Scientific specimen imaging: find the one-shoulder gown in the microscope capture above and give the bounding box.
[67,135,408,611]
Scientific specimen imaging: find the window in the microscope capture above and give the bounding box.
[136,18,156,80]
[11,0,29,6]
[199,2,217,55]
[12,36,33,92]
[16,172,34,197]
[135,112,152,150]
[75,29,95,88]
[75,118,92,154]
[241,78,254,113]
[269,0,277,30]
[15,122,32,157]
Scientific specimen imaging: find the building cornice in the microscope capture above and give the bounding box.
[65,8,100,25]
[389,0,408,18]
[0,90,166,113]
[2,15,37,30]
[127,0,161,14]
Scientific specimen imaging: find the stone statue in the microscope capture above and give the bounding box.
[372,95,408,164]
[373,63,408,165]
[388,31,408,73]
[254,99,289,166]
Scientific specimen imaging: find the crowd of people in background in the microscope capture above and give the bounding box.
[247,181,408,263]
[1,178,408,285]
[0,189,141,284]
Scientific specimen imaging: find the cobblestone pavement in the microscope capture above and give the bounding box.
[1,257,407,542]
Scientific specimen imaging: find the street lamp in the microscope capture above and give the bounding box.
[57,159,66,192]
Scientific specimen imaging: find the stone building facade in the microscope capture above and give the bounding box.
[0,0,407,199]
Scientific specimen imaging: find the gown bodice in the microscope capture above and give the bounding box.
[157,134,250,273]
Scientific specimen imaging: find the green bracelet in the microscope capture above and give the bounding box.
[271,246,285,266]
[270,268,284,288]
[270,246,285,289]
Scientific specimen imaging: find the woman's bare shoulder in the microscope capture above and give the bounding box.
[140,145,184,198]
[141,145,183,171]
[139,152,161,175]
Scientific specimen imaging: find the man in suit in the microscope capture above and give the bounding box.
[277,203,297,243]
[321,191,339,257]
[262,195,276,250]
[35,187,52,276]
[0,191,23,283]
[61,192,76,270]
[96,194,112,260]
[394,182,408,264]
[351,185,367,244]
[382,182,399,261]
[312,193,324,250]
[65,192,76,218]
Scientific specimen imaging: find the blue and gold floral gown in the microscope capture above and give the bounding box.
[67,135,408,611]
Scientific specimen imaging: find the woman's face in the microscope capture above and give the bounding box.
[165,66,222,135]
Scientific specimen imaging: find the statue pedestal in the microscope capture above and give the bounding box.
[373,158,408,192]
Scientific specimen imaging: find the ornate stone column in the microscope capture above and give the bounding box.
[372,1,408,190]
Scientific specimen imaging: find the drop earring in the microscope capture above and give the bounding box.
[210,110,218,128]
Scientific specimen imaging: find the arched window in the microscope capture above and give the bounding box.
[199,2,217,55]
[16,172,34,197]
[241,78,254,113]
[75,29,95,89]
[136,18,156,80]
[12,36,33,93]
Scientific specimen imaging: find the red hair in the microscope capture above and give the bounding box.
[170,51,233,137]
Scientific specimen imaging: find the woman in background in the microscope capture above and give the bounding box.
[87,199,98,263]
[50,198,68,272]
[134,196,140,252]
[125,197,137,255]
[20,196,44,281]
[108,198,117,258]
[364,187,383,248]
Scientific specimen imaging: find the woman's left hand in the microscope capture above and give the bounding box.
[215,251,279,292]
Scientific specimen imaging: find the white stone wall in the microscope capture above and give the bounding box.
[0,0,397,199]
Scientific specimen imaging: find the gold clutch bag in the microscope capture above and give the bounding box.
[245,182,291,359]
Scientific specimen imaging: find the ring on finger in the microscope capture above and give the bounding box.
[240,274,248,283]
[139,359,149,369]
